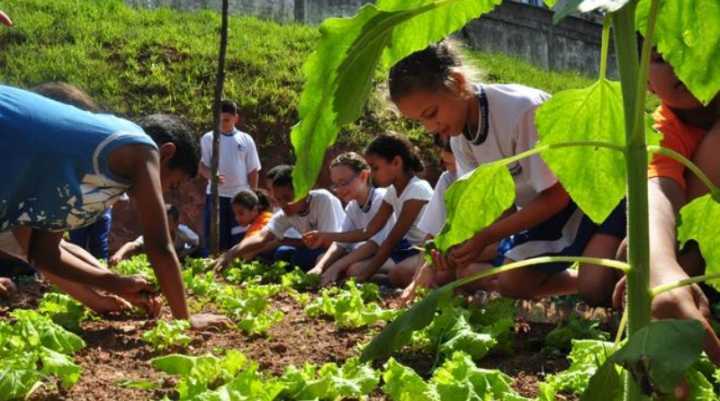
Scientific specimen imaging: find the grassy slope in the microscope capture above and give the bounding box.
[1,0,597,162]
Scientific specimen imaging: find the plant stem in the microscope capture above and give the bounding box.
[612,0,658,399]
[614,308,628,345]
[648,145,720,195]
[651,272,720,297]
[599,17,611,81]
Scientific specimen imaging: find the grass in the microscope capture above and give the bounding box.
[0,0,609,166]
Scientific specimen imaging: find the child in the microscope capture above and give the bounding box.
[212,189,275,269]
[33,82,114,260]
[308,152,395,286]
[610,47,720,362]
[387,42,625,299]
[304,133,432,287]
[109,204,199,266]
[199,100,261,253]
[0,85,226,327]
[223,165,346,270]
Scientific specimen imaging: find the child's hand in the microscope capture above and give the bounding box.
[0,11,12,27]
[109,275,161,317]
[212,253,230,272]
[302,231,324,249]
[449,232,488,267]
[431,249,455,271]
[0,277,16,298]
[320,266,342,287]
[108,253,122,267]
[614,268,720,366]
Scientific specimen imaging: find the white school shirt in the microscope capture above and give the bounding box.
[418,170,458,237]
[450,84,557,209]
[266,189,346,239]
[133,224,200,258]
[382,176,433,245]
[339,187,394,250]
[200,128,261,198]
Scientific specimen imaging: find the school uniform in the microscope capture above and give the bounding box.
[339,187,394,251]
[451,83,626,272]
[265,189,345,270]
[417,170,457,237]
[382,176,433,263]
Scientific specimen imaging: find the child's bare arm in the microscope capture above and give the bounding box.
[359,199,427,280]
[686,121,720,200]
[109,240,143,266]
[306,202,394,244]
[124,147,189,320]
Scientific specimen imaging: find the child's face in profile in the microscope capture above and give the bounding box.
[272,185,305,215]
[393,87,469,140]
[365,153,398,187]
[648,50,703,110]
[233,204,257,226]
[160,166,190,193]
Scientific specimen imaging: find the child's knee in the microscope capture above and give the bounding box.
[577,266,617,307]
[389,265,414,287]
[346,262,365,278]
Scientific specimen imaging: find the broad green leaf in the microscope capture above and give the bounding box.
[685,368,717,401]
[678,194,720,292]
[438,315,497,360]
[142,320,192,352]
[382,358,439,401]
[11,310,85,355]
[38,293,86,332]
[435,162,515,252]
[291,0,501,199]
[433,352,527,401]
[536,79,626,224]
[637,0,720,105]
[39,347,82,388]
[151,354,206,376]
[551,0,631,24]
[539,339,617,401]
[361,284,453,362]
[0,358,43,401]
[580,359,622,401]
[609,319,705,395]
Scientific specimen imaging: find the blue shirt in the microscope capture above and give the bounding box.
[0,85,157,232]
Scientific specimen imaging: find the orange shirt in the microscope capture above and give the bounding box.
[648,104,706,190]
[245,211,273,238]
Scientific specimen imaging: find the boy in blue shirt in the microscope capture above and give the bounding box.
[0,85,224,327]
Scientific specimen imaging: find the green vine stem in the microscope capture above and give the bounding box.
[599,17,611,81]
[448,256,630,290]
[612,0,658,399]
[651,273,720,297]
[647,145,720,195]
[615,308,629,345]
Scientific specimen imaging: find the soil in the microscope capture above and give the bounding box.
[0,278,611,401]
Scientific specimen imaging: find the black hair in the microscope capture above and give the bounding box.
[221,99,238,115]
[267,164,294,189]
[165,204,180,222]
[32,82,99,112]
[232,189,271,212]
[365,133,423,174]
[388,41,463,102]
[138,114,200,178]
[331,152,369,173]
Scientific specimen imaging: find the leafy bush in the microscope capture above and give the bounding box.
[37,292,87,332]
[142,320,192,352]
[0,310,85,400]
[305,280,397,329]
